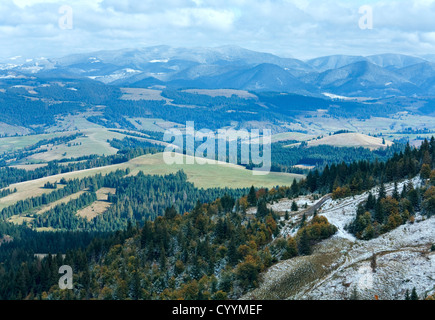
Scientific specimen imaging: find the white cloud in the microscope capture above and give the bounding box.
[165,8,235,30]
[1,0,435,60]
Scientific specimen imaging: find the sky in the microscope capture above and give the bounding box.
[1,0,435,61]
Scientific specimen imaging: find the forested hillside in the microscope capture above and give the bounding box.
[0,143,163,189]
[0,185,336,300]
[0,136,433,300]
[302,138,435,196]
[1,169,250,232]
[270,142,404,173]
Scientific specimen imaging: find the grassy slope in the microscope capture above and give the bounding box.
[285,132,394,150]
[306,133,393,150]
[0,153,304,210]
[0,132,74,154]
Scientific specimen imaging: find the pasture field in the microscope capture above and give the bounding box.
[25,128,125,162]
[76,188,116,221]
[7,188,116,226]
[37,190,88,215]
[182,89,257,99]
[120,88,169,102]
[0,132,73,154]
[2,127,167,165]
[285,132,393,150]
[126,117,184,132]
[305,133,393,150]
[0,153,304,210]
[270,132,313,143]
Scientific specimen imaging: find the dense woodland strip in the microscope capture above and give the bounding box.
[302,138,435,195]
[0,188,16,199]
[33,171,250,232]
[269,142,405,173]
[0,170,126,221]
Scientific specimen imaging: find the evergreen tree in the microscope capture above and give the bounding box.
[365,192,376,210]
[247,186,257,207]
[378,182,386,200]
[221,194,235,213]
[298,229,311,256]
[140,221,152,249]
[401,184,408,199]
[392,182,400,201]
[291,201,298,212]
[370,253,377,273]
[374,200,384,224]
[299,213,306,227]
[290,179,300,197]
[411,287,419,300]
[256,200,268,219]
[164,206,177,219]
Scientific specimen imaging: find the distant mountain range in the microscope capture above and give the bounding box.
[2,45,435,98]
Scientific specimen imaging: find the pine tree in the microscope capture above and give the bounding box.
[365,192,376,210]
[408,188,420,210]
[256,200,268,219]
[392,182,400,201]
[164,206,177,219]
[378,182,386,200]
[159,245,167,269]
[221,194,235,213]
[131,271,141,300]
[299,213,306,227]
[298,229,311,256]
[291,179,300,197]
[227,237,238,267]
[247,186,257,207]
[374,200,384,224]
[411,287,419,300]
[401,184,408,199]
[291,201,298,212]
[140,221,152,249]
[370,253,377,273]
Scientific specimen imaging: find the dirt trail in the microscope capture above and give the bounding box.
[296,194,331,218]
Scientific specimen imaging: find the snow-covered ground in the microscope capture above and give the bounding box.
[319,175,423,242]
[271,195,320,212]
[247,195,324,234]
[243,176,435,300]
[300,215,435,300]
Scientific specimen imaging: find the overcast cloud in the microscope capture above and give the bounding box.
[1,0,435,60]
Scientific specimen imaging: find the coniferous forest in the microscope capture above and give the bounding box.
[0,136,433,299]
[0,186,336,300]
